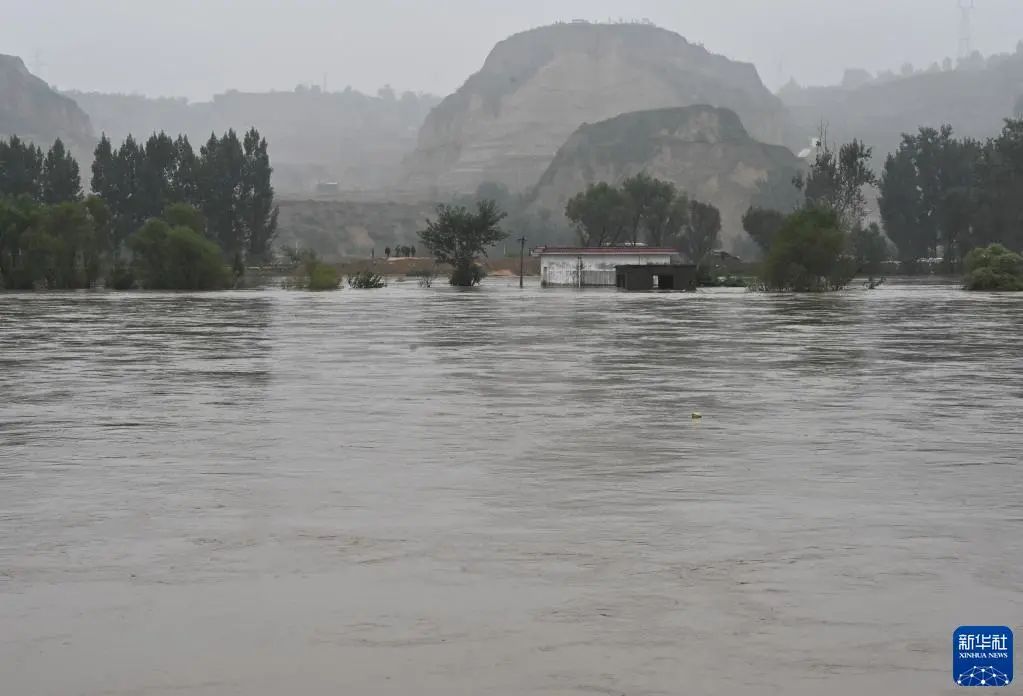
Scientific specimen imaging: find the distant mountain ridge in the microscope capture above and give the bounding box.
[66,87,441,194]
[780,47,1023,162]
[0,54,94,157]
[402,22,796,196]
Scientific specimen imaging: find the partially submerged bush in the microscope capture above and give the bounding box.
[307,262,341,290]
[128,220,232,290]
[281,248,341,290]
[449,264,485,287]
[347,270,386,288]
[761,208,855,292]
[963,244,1023,291]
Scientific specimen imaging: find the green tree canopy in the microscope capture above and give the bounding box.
[162,203,206,236]
[0,136,44,200]
[418,200,507,286]
[0,197,108,289]
[963,243,1023,291]
[565,182,629,247]
[92,128,278,265]
[128,218,231,290]
[680,200,721,268]
[41,139,82,204]
[795,133,877,230]
[761,208,854,292]
[742,207,786,252]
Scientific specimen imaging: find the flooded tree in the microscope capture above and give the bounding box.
[794,131,877,231]
[679,200,721,269]
[565,182,629,247]
[761,208,855,292]
[128,218,231,290]
[418,200,507,287]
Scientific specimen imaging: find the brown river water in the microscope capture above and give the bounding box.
[1,278,1021,695]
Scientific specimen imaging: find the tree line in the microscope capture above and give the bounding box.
[0,129,278,290]
[878,120,1023,269]
[563,173,722,268]
[736,117,1023,291]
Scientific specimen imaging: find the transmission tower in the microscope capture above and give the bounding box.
[958,0,975,59]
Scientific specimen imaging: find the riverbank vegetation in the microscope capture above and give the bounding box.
[0,128,278,290]
[743,118,1023,291]
[879,121,1023,272]
[963,244,1023,291]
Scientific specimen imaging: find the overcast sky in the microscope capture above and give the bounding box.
[3,0,1021,99]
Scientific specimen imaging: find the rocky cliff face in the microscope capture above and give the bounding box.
[0,55,94,155]
[531,106,801,246]
[402,23,793,195]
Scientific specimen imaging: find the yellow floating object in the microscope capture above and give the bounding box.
[691,412,703,419]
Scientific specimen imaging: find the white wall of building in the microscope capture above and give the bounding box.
[540,253,674,287]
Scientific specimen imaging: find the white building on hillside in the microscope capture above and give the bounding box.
[533,246,679,287]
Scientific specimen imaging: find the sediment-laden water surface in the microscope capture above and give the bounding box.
[1,279,1021,695]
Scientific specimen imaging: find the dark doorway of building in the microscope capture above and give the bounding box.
[655,274,675,290]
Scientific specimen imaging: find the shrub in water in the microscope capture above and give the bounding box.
[761,208,855,292]
[128,220,232,290]
[307,262,341,291]
[449,264,485,287]
[347,270,386,288]
[963,244,1023,291]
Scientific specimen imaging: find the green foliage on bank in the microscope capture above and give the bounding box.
[963,244,1023,291]
[0,128,279,291]
[880,121,1023,269]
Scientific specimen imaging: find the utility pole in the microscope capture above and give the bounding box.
[518,236,527,288]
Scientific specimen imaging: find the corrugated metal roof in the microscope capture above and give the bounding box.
[532,246,678,256]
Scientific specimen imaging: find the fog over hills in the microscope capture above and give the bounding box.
[401,22,794,196]
[0,54,94,160]
[780,44,1023,166]
[2,8,1021,257]
[67,88,440,194]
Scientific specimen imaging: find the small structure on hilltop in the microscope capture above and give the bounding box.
[615,264,697,292]
[533,246,678,287]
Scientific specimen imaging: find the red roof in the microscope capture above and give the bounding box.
[532,246,678,256]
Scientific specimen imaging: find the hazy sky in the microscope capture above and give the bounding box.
[3,0,1021,99]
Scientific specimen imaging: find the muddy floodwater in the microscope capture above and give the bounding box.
[1,279,1021,695]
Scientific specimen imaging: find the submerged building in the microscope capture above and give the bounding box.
[615,264,697,291]
[533,246,678,287]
